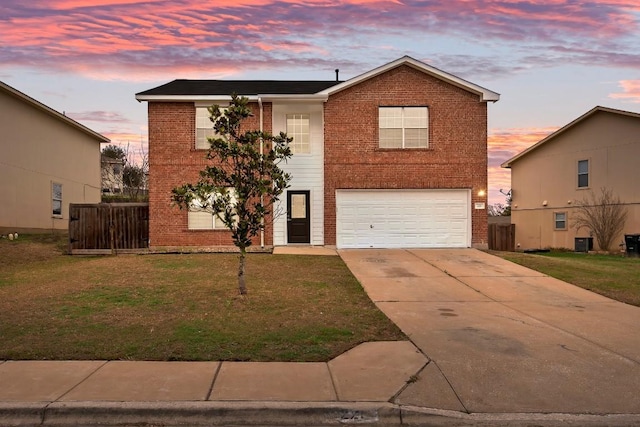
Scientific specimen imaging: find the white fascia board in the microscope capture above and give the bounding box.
[135,94,328,103]
[258,94,328,102]
[319,56,500,103]
[135,95,242,102]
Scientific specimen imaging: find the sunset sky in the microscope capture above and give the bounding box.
[2,0,639,205]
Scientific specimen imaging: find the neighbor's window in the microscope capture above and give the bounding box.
[286,114,310,154]
[577,159,589,188]
[187,189,237,230]
[52,182,62,217]
[195,106,227,150]
[379,106,428,149]
[554,212,567,230]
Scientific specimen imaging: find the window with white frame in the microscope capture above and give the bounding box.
[379,106,428,149]
[195,106,227,150]
[554,212,567,230]
[52,182,62,217]
[286,114,310,154]
[577,159,589,188]
[187,189,237,230]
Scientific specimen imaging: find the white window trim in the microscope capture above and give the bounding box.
[286,113,311,154]
[577,159,589,189]
[554,211,567,230]
[195,105,228,150]
[52,182,63,218]
[187,189,237,230]
[379,106,429,149]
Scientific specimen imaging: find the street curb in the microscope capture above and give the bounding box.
[2,401,640,427]
[1,402,401,426]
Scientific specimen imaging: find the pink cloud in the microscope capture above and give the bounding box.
[609,80,640,103]
[487,126,559,205]
[2,0,638,82]
[67,111,133,124]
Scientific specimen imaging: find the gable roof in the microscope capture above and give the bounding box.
[0,81,110,143]
[318,56,500,102]
[135,56,499,103]
[501,106,640,168]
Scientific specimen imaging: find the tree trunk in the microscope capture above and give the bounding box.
[238,248,247,295]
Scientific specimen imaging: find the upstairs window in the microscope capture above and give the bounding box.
[196,106,227,150]
[286,114,310,154]
[577,159,589,188]
[379,107,428,149]
[52,182,62,217]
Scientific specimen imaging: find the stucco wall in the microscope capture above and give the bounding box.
[323,65,489,246]
[510,110,640,251]
[0,89,101,233]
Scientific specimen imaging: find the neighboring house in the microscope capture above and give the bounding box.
[135,56,499,250]
[0,81,109,233]
[502,106,640,251]
[101,155,125,194]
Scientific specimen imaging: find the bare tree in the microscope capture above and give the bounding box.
[572,187,627,252]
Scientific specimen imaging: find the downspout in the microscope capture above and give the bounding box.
[259,97,264,248]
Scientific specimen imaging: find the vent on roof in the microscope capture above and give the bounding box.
[335,69,339,82]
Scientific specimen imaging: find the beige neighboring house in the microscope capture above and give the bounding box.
[0,81,109,233]
[502,106,640,251]
[101,155,125,194]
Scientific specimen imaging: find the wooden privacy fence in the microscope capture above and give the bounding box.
[488,223,515,252]
[69,203,149,255]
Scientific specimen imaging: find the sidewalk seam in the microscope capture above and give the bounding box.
[325,362,341,401]
[205,362,222,401]
[53,360,109,402]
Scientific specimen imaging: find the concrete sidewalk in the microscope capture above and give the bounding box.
[1,342,431,426]
[2,248,640,426]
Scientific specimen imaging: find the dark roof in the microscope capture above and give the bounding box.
[136,80,341,97]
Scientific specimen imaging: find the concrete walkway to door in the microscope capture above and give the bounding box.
[339,248,640,415]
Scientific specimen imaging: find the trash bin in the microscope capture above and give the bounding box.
[624,234,640,258]
[575,237,593,253]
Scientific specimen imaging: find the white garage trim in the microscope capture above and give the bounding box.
[336,189,471,249]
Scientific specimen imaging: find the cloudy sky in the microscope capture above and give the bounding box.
[2,0,639,204]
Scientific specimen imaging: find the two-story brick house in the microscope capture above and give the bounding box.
[135,56,499,250]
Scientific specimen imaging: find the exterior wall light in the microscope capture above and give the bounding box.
[478,190,486,197]
[542,200,548,206]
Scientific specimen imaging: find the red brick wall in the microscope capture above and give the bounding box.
[324,65,488,246]
[147,101,274,248]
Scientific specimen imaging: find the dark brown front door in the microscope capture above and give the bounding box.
[287,190,310,244]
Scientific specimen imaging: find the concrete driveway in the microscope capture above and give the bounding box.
[339,248,640,415]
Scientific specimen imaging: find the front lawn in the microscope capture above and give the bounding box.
[0,234,405,361]
[493,250,640,306]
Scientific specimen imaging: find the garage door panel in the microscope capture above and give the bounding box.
[336,190,470,249]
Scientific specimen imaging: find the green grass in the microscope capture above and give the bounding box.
[0,234,405,361]
[493,250,640,306]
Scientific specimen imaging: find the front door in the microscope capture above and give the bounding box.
[287,191,310,244]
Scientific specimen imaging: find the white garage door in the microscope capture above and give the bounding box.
[336,190,470,249]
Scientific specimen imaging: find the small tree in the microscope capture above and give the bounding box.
[102,144,126,161]
[171,94,292,295]
[572,187,627,252]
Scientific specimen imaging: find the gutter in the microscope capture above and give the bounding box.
[135,94,329,103]
[259,97,264,249]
